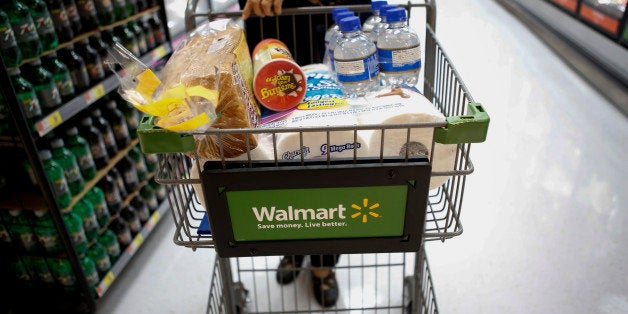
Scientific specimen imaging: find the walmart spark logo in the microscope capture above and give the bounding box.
[351,198,381,223]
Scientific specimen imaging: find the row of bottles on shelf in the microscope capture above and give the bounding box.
[0,0,163,66]
[3,177,167,288]
[1,18,165,131]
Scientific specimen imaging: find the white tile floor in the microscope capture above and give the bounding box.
[97,0,628,313]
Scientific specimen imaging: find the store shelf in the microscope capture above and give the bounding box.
[60,139,140,213]
[95,200,168,298]
[87,173,156,248]
[498,0,628,113]
[549,0,580,13]
[34,43,172,137]
[14,7,161,68]
[579,0,625,36]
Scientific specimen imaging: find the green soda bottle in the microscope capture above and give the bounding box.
[1,0,42,58]
[42,52,75,102]
[73,197,99,241]
[0,214,13,247]
[50,258,75,286]
[140,17,154,50]
[51,137,85,195]
[9,67,42,123]
[65,127,96,180]
[98,229,120,261]
[0,8,22,67]
[140,184,157,212]
[128,146,147,182]
[118,100,139,138]
[11,259,31,281]
[0,93,10,135]
[23,0,58,50]
[7,209,38,253]
[62,211,87,256]
[80,256,99,287]
[94,0,114,26]
[144,153,158,173]
[39,149,71,208]
[22,58,62,111]
[111,0,126,21]
[45,0,74,43]
[87,242,111,274]
[151,179,166,202]
[24,256,54,283]
[62,0,82,34]
[32,209,63,254]
[101,29,120,48]
[75,0,99,31]
[129,21,146,55]
[85,186,110,227]
[114,24,139,56]
[126,0,136,17]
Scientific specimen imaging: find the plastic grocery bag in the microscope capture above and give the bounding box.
[107,42,219,133]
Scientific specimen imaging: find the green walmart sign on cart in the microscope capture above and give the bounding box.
[226,185,408,241]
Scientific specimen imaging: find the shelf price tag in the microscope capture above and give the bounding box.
[36,111,62,136]
[150,211,161,225]
[96,271,115,296]
[151,46,166,60]
[84,84,106,104]
[127,233,144,254]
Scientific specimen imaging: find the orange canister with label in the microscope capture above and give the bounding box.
[252,39,307,111]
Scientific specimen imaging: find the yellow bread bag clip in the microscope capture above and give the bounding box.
[107,43,219,132]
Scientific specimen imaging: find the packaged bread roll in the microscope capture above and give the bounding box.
[160,24,261,159]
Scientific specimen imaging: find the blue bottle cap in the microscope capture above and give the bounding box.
[385,8,407,23]
[379,5,398,18]
[332,7,350,21]
[338,16,362,32]
[335,11,355,24]
[372,0,388,11]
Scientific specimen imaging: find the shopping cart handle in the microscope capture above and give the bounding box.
[434,103,489,144]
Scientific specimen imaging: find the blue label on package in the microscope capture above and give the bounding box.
[335,53,380,83]
[378,45,422,72]
[303,71,343,100]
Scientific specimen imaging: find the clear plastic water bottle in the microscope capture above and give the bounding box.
[323,7,350,69]
[326,11,355,72]
[370,4,397,44]
[333,16,379,97]
[362,1,387,34]
[377,8,421,87]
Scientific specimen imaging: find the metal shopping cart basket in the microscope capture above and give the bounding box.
[140,0,489,313]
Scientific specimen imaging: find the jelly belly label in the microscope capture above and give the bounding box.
[254,60,306,111]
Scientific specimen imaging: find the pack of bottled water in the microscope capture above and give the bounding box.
[328,4,421,96]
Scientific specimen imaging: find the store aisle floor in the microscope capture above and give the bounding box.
[97,0,627,313]
[426,1,627,314]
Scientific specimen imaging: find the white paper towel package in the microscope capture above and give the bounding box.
[354,90,457,189]
[262,107,369,160]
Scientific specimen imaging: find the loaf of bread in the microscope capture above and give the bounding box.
[160,25,260,158]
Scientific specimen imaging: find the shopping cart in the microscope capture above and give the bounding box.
[143,0,489,313]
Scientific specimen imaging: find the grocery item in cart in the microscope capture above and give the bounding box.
[160,23,259,158]
[357,89,455,190]
[111,22,260,159]
[334,16,379,97]
[252,39,306,111]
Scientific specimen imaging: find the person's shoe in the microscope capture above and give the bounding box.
[312,270,339,307]
[276,255,305,284]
